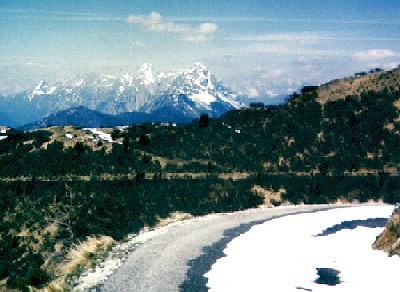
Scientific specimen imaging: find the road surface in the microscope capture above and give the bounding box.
[100,204,353,291]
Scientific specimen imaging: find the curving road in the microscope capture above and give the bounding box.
[100,204,354,291]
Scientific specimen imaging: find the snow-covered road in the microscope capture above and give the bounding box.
[96,204,382,291]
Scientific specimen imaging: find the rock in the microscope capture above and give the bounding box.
[373,207,400,256]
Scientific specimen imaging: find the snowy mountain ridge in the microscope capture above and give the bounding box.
[1,63,244,127]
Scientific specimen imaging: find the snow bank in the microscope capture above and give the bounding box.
[205,205,399,292]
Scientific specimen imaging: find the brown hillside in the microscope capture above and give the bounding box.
[316,67,400,103]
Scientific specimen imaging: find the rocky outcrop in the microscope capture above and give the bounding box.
[373,207,400,256]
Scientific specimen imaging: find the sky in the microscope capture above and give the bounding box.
[1,0,400,97]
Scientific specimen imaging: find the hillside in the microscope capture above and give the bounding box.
[2,67,400,290]
[316,67,400,103]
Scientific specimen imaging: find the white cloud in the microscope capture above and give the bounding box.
[127,11,190,32]
[353,49,398,61]
[198,23,218,34]
[127,12,217,42]
[180,23,218,42]
[132,41,145,47]
[246,86,259,97]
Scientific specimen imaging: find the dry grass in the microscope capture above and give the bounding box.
[156,212,193,227]
[40,126,117,151]
[47,236,114,290]
[251,185,283,206]
[394,98,400,110]
[63,236,114,274]
[317,67,400,104]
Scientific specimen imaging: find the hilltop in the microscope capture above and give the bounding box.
[316,67,400,103]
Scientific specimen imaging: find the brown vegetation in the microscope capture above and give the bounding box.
[316,68,400,104]
[373,207,400,256]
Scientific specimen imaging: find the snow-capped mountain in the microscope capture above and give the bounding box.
[141,62,242,117]
[30,80,56,98]
[0,63,244,127]
[137,63,156,85]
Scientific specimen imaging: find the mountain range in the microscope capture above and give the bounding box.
[20,106,195,130]
[0,63,244,129]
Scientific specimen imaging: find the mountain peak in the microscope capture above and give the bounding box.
[192,62,207,69]
[30,80,56,99]
[189,62,209,75]
[36,80,47,87]
[179,62,213,91]
[138,63,153,71]
[137,63,155,85]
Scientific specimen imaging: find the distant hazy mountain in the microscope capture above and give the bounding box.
[20,106,194,130]
[0,109,17,127]
[20,107,121,130]
[1,63,244,127]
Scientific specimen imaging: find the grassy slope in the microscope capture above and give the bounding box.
[317,68,400,103]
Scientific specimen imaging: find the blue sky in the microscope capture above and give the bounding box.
[1,0,400,97]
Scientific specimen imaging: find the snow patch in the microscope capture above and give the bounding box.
[73,79,85,87]
[190,91,217,106]
[31,80,56,95]
[84,128,114,143]
[205,205,398,291]
[219,95,242,109]
[138,63,156,85]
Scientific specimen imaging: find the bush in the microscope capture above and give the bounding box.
[6,253,50,290]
